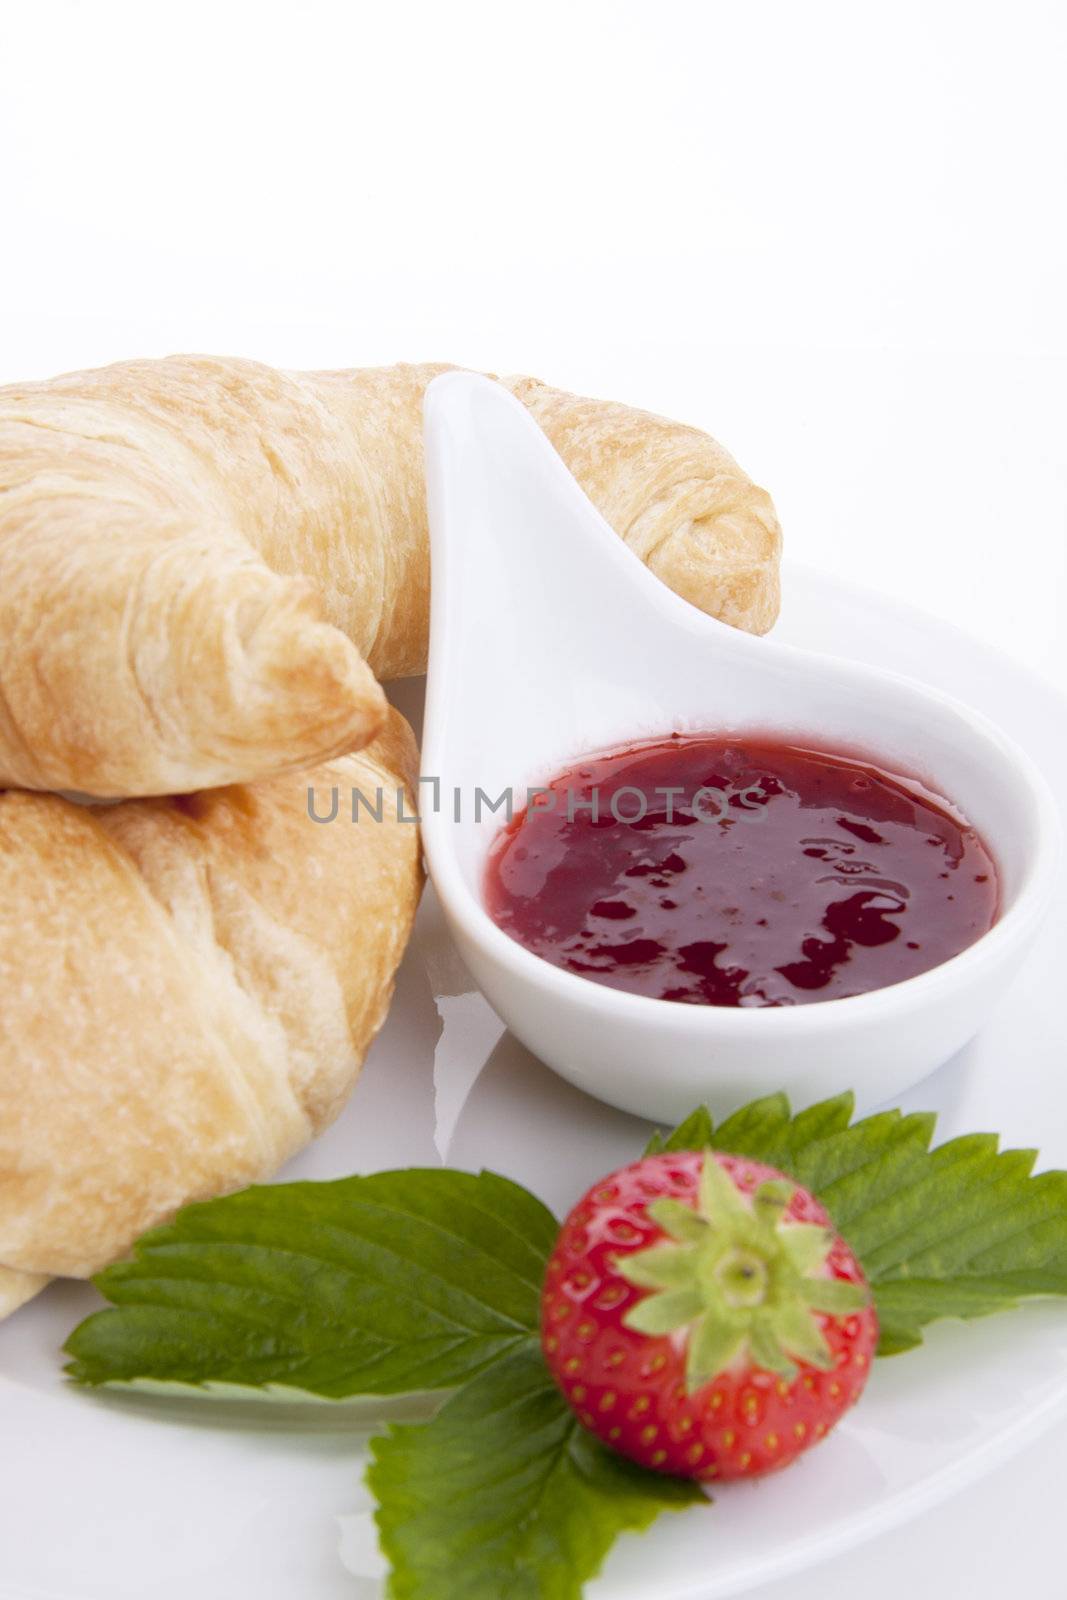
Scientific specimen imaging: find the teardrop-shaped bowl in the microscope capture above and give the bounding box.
[419,372,1059,1121]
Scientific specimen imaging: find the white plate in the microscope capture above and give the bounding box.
[2,561,1065,1600]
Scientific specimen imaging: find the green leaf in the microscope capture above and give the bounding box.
[867,1277,1033,1355]
[645,1197,708,1243]
[657,1096,1067,1355]
[644,1105,714,1155]
[766,1301,832,1370]
[614,1241,700,1291]
[624,1286,705,1336]
[698,1148,753,1225]
[64,1169,557,1396]
[780,1223,834,1276]
[748,1320,796,1379]
[368,1347,704,1600]
[799,1277,869,1315]
[686,1315,747,1388]
[752,1178,795,1225]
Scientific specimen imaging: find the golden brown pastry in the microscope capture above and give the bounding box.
[0,359,388,799]
[0,709,422,1315]
[0,1264,49,1320]
[0,357,781,796]
[507,377,781,636]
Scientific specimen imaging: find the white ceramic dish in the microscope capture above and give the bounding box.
[0,564,1064,1600]
[420,374,1059,1122]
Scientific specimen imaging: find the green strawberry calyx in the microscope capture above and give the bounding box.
[613,1152,869,1391]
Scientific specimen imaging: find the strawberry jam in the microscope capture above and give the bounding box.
[484,735,998,1007]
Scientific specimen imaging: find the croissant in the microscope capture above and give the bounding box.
[0,358,781,797]
[0,708,422,1318]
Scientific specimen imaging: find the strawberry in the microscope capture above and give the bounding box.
[540,1148,877,1481]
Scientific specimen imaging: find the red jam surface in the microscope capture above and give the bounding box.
[484,735,999,1007]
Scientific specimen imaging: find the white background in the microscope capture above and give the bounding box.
[1,2,1064,1595]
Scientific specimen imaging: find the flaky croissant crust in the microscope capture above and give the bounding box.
[0,357,781,798]
[0,708,423,1310]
